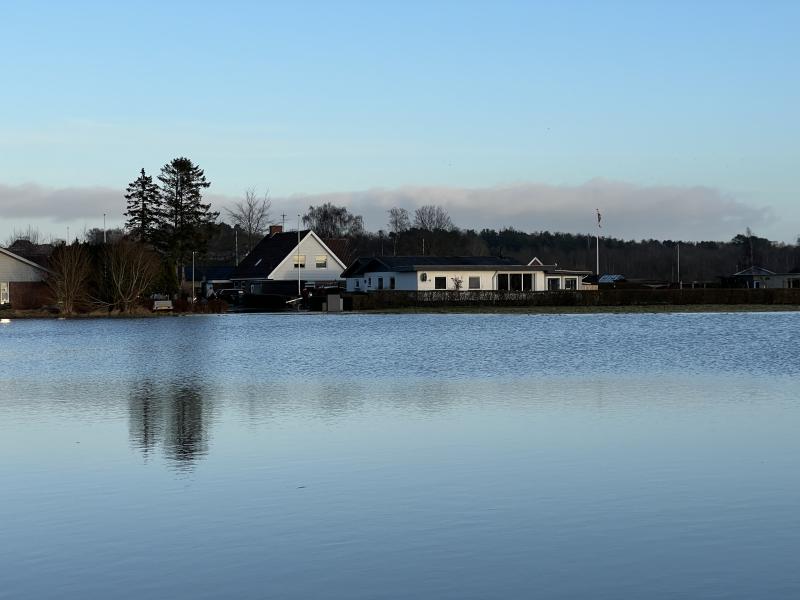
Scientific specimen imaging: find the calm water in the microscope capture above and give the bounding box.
[1,312,799,599]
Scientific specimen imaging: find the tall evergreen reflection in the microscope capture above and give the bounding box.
[129,380,211,469]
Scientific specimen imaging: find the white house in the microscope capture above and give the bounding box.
[726,266,800,289]
[341,256,592,292]
[0,246,50,306]
[230,226,347,293]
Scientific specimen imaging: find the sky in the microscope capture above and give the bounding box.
[0,0,798,243]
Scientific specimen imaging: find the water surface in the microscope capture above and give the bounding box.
[1,313,799,599]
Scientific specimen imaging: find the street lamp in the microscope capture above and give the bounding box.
[192,251,196,305]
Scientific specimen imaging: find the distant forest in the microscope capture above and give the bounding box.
[206,221,800,283]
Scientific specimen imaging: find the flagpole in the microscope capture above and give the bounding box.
[595,208,601,276]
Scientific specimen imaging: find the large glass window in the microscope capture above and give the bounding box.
[510,274,522,291]
[390,277,396,290]
[547,278,560,290]
[523,274,532,291]
[564,278,577,290]
[315,255,327,269]
[293,255,306,268]
[378,277,384,290]
[434,276,447,290]
[468,276,480,289]
[498,274,509,290]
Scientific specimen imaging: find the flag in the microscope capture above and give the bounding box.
[596,208,602,229]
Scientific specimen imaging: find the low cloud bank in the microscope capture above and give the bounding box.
[274,180,773,242]
[0,179,774,243]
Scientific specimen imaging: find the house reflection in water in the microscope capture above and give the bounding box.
[128,380,211,469]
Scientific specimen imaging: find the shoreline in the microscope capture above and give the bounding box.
[3,303,800,319]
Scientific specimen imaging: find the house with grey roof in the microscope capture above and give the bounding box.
[723,266,800,289]
[340,255,592,292]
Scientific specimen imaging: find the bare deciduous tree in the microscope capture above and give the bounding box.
[104,240,161,313]
[413,205,454,231]
[3,225,44,247]
[387,207,411,235]
[387,207,410,255]
[303,203,364,238]
[451,276,463,290]
[226,188,271,255]
[47,243,92,315]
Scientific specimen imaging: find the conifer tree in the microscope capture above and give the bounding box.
[156,157,218,275]
[124,168,162,242]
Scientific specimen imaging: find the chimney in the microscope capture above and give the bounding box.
[269,224,283,236]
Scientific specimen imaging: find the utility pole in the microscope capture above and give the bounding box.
[192,251,196,305]
[235,229,239,266]
[103,213,107,244]
[282,213,286,229]
[297,214,301,298]
[677,242,681,289]
[595,209,602,275]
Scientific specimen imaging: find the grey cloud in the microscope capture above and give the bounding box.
[0,182,125,222]
[271,180,774,242]
[0,179,775,243]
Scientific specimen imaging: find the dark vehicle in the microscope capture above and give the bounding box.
[217,289,244,304]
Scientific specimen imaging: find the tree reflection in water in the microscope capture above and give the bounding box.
[128,380,211,469]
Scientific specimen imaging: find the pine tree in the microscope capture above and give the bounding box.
[156,157,218,275]
[124,168,162,242]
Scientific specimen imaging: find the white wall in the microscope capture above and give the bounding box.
[347,271,416,292]
[268,234,346,281]
[0,252,46,283]
[345,268,590,292]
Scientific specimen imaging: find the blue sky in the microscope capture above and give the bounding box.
[0,0,798,242]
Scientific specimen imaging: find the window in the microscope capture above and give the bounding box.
[378,277,384,290]
[547,278,560,291]
[523,273,532,291]
[355,279,360,289]
[510,274,522,291]
[434,276,447,290]
[0,282,8,305]
[315,255,327,269]
[497,274,509,291]
[789,279,800,289]
[368,277,372,287]
[564,278,577,290]
[390,277,396,290]
[468,276,480,289]
[420,273,428,282]
[293,255,306,268]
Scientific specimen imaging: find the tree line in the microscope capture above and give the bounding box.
[14,158,800,314]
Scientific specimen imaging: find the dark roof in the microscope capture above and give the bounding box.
[231,230,310,280]
[341,255,532,277]
[599,274,626,283]
[5,240,53,268]
[732,266,776,276]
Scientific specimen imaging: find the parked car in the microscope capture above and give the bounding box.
[218,289,244,304]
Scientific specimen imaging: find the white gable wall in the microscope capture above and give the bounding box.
[268,233,345,281]
[0,252,46,283]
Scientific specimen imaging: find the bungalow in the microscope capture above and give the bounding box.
[0,246,51,307]
[723,266,800,289]
[341,256,592,292]
[230,226,347,293]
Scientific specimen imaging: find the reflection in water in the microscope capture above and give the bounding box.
[128,380,211,468]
